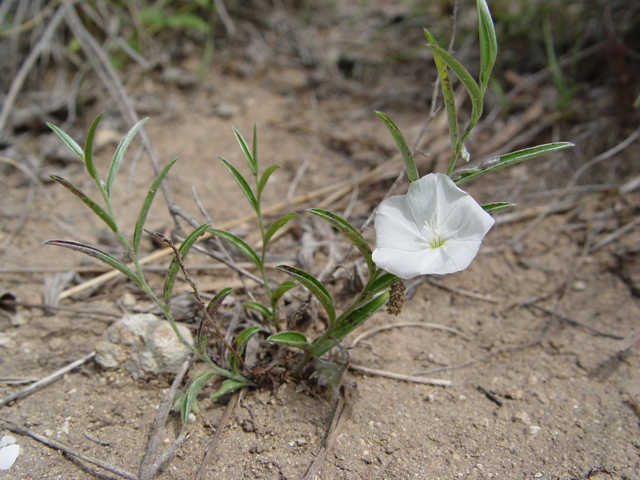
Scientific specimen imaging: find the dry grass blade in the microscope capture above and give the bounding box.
[350,322,471,348]
[0,417,137,480]
[589,216,640,253]
[0,351,95,407]
[349,363,452,386]
[0,2,68,136]
[302,386,351,480]
[195,389,243,480]
[139,358,192,480]
[425,277,500,303]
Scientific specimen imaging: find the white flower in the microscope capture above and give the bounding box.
[0,436,20,471]
[372,173,495,279]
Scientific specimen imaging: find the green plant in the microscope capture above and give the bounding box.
[45,0,573,421]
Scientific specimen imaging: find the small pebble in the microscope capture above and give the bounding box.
[528,426,542,435]
[572,280,587,291]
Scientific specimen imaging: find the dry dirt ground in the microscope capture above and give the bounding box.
[1,2,640,479]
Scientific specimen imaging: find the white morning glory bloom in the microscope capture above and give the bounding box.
[372,173,495,279]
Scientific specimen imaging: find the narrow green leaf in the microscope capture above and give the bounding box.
[207,228,260,266]
[366,272,400,296]
[272,280,296,306]
[482,202,515,213]
[425,44,483,120]
[308,208,376,279]
[451,142,574,184]
[424,29,458,152]
[83,112,104,181]
[181,372,216,424]
[133,157,178,253]
[232,126,257,176]
[163,223,210,304]
[219,157,257,210]
[210,379,245,400]
[312,292,389,357]
[477,0,497,93]
[43,240,139,286]
[275,265,336,324]
[252,124,258,167]
[47,123,84,163]
[105,118,148,197]
[263,212,298,249]
[50,176,117,234]
[234,326,261,356]
[206,287,233,316]
[375,111,419,182]
[242,301,272,320]
[267,331,308,349]
[257,164,280,199]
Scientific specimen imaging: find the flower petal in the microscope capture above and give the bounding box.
[373,195,426,252]
[372,173,495,279]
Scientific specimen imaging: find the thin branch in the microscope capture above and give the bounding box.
[139,357,192,480]
[350,322,471,348]
[194,389,243,480]
[302,386,351,480]
[349,363,452,386]
[0,417,137,480]
[525,303,624,340]
[0,351,95,407]
[0,1,69,136]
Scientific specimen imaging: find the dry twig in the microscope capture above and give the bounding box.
[349,363,452,386]
[0,417,137,480]
[195,389,243,480]
[350,322,471,348]
[0,351,95,407]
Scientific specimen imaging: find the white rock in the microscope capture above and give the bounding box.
[0,436,16,448]
[0,443,20,470]
[95,314,193,378]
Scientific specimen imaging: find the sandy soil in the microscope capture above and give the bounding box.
[1,2,639,479]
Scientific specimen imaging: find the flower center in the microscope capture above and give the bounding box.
[422,217,448,249]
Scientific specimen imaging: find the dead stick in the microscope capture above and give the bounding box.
[139,357,192,480]
[0,352,95,407]
[303,386,351,480]
[195,389,242,480]
[349,363,452,386]
[0,417,137,480]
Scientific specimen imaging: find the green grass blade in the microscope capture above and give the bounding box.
[366,272,399,296]
[308,208,376,279]
[242,301,272,321]
[47,123,84,163]
[219,157,257,211]
[232,126,257,176]
[275,265,336,325]
[451,142,574,184]
[257,164,280,199]
[375,111,419,182]
[477,0,497,93]
[482,202,516,213]
[424,29,458,151]
[163,223,210,304]
[50,175,117,234]
[272,280,296,306]
[425,44,483,121]
[312,292,389,357]
[83,113,104,181]
[263,212,298,249]
[207,228,260,266]
[210,379,245,401]
[267,331,308,349]
[43,240,139,285]
[105,118,148,197]
[206,287,233,316]
[133,157,178,254]
[252,124,258,167]
[234,326,261,356]
[181,371,216,424]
